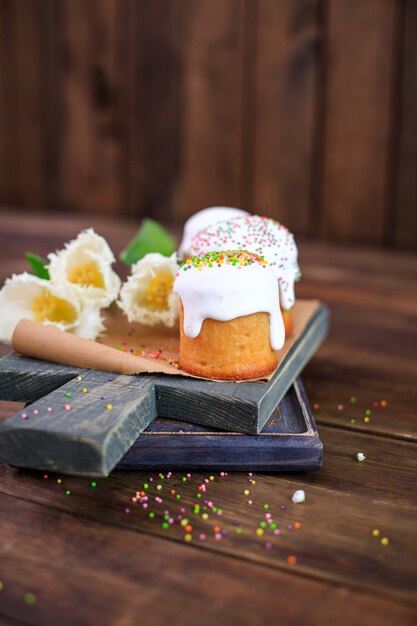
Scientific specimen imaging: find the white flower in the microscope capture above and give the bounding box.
[47,229,121,307]
[291,489,305,504]
[0,273,105,343]
[118,253,179,327]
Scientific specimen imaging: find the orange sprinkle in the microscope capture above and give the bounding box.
[380,400,388,407]
[184,524,193,533]
[294,522,301,529]
[170,489,176,495]
[213,526,221,533]
[287,555,297,566]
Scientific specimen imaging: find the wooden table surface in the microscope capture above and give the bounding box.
[0,210,416,626]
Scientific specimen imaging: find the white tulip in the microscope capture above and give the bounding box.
[0,273,105,343]
[47,229,121,307]
[118,253,179,327]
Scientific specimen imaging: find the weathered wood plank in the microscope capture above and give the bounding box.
[319,0,399,244]
[0,0,53,208]
[2,493,416,626]
[0,369,156,476]
[174,0,246,219]
[128,0,180,220]
[394,0,417,249]
[251,0,319,236]
[58,0,129,214]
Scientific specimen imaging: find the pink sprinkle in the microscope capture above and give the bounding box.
[274,529,281,535]
[20,413,28,420]
[33,409,39,415]
[214,533,222,540]
[125,508,130,514]
[248,500,253,505]
[199,534,206,541]
[65,404,71,411]
[47,407,52,412]
[338,404,344,411]
[131,497,137,503]
[265,542,273,550]
[142,503,148,509]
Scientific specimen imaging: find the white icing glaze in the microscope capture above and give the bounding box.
[178,206,249,259]
[173,253,285,351]
[189,215,300,310]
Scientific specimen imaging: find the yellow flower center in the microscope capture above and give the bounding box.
[67,261,104,288]
[146,272,173,310]
[32,288,77,324]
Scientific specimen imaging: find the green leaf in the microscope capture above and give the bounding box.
[119,218,177,265]
[26,252,50,280]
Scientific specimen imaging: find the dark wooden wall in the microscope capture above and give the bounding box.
[0,0,416,248]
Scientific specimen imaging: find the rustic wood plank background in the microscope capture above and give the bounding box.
[0,0,416,249]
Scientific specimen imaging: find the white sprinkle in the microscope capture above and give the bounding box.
[356,452,366,462]
[292,489,305,504]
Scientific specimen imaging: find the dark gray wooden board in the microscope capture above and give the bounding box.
[0,304,328,476]
[117,379,322,472]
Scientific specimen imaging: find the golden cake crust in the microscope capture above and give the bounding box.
[179,304,278,380]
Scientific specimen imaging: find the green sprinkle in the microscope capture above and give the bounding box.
[65,490,71,496]
[270,522,277,529]
[350,396,357,403]
[235,528,243,535]
[143,483,149,489]
[24,592,37,605]
[263,504,269,510]
[149,512,155,519]
[65,392,72,398]
[90,481,97,487]
[162,522,170,529]
[365,409,371,416]
[350,418,356,424]
[175,494,181,500]
[260,521,267,528]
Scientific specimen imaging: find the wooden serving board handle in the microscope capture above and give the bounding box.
[12,319,177,376]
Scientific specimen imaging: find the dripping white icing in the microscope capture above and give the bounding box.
[189,215,300,310]
[174,258,285,351]
[178,206,249,259]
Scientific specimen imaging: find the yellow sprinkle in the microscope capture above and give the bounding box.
[107,404,113,411]
[184,533,192,542]
[82,388,87,393]
[0,581,4,591]
[202,513,208,520]
[77,376,82,381]
[57,479,62,484]
[156,485,162,491]
[381,537,389,546]
[364,417,370,423]
[252,480,256,485]
[256,528,264,536]
[244,489,250,495]
[372,529,380,537]
[209,476,214,481]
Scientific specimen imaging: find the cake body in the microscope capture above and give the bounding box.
[178,206,249,259]
[188,215,299,311]
[174,251,285,380]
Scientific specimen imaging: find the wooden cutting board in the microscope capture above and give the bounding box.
[0,303,328,476]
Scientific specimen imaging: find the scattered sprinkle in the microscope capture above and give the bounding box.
[24,592,37,605]
[356,452,366,462]
[292,490,305,504]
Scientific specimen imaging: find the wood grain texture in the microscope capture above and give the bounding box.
[2,495,416,626]
[319,0,399,244]
[118,380,323,472]
[252,0,319,236]
[394,0,417,248]
[58,0,129,214]
[128,0,180,220]
[0,0,53,208]
[174,0,246,219]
